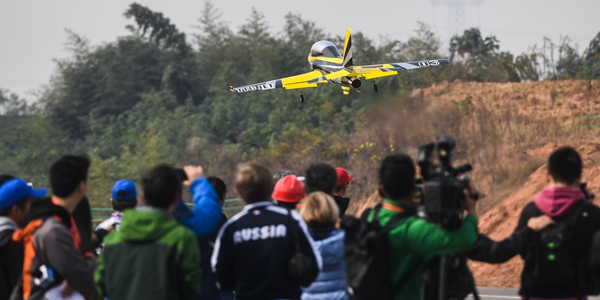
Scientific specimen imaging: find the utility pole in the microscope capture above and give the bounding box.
[431,0,486,38]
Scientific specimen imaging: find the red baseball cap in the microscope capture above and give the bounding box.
[336,167,353,187]
[272,175,306,203]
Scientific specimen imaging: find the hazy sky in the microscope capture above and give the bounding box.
[1,0,598,101]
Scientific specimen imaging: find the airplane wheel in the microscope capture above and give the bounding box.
[374,84,378,93]
[299,94,305,103]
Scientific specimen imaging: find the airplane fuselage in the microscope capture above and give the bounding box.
[307,41,359,90]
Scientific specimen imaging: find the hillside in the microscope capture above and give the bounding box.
[470,142,600,287]
[350,79,600,287]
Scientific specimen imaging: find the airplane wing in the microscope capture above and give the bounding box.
[352,57,451,80]
[230,70,329,94]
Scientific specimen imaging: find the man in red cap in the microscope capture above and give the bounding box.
[334,167,353,217]
[272,175,306,210]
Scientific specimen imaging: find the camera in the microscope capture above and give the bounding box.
[417,137,481,300]
[173,168,189,182]
[415,136,476,229]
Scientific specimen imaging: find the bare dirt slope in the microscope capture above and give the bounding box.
[351,80,600,287]
[470,142,600,287]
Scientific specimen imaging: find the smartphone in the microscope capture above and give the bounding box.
[173,168,189,182]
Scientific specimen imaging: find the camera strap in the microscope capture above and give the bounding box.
[382,202,406,213]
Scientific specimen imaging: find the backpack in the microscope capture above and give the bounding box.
[341,204,421,300]
[529,201,586,287]
[589,230,600,294]
[287,210,319,287]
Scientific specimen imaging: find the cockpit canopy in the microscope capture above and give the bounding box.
[309,41,342,58]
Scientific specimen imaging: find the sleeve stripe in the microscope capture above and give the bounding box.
[210,210,248,272]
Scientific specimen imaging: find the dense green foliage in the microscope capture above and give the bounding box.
[1,3,599,205]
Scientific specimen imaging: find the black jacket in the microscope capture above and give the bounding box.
[517,201,600,297]
[211,201,322,300]
[197,214,233,300]
[333,195,349,217]
[0,217,22,300]
[466,226,535,263]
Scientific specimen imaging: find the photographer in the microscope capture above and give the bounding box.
[371,154,479,300]
[172,165,223,237]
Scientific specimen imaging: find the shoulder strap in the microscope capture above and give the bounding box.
[392,257,424,295]
[365,203,410,230]
[287,210,301,251]
[564,200,587,228]
[376,204,418,294]
[363,204,382,223]
[382,210,411,233]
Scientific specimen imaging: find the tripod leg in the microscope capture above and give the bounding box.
[467,266,481,300]
[438,256,447,300]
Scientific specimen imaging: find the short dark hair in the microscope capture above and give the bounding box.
[0,174,29,216]
[379,154,416,200]
[111,199,138,212]
[141,165,181,210]
[548,146,582,185]
[304,164,337,194]
[0,174,15,186]
[49,154,91,198]
[273,169,295,184]
[207,176,227,201]
[0,197,30,217]
[234,163,272,204]
[275,201,298,210]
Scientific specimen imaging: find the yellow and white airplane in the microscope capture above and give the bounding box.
[229,28,453,102]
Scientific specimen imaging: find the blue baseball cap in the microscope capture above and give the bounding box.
[112,179,137,201]
[0,178,46,210]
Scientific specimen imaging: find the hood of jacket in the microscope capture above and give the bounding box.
[0,216,18,247]
[533,186,586,218]
[312,229,345,267]
[118,207,181,242]
[24,197,72,228]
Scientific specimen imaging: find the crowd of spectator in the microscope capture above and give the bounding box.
[0,145,599,299]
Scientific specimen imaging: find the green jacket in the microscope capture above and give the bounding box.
[369,199,479,300]
[95,207,202,300]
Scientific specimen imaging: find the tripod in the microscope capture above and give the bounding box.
[425,253,480,300]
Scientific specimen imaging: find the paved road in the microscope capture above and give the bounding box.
[467,288,600,300]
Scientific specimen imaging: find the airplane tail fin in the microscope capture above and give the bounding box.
[342,28,353,68]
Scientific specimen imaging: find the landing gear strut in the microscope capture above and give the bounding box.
[373,80,378,93]
[299,91,305,103]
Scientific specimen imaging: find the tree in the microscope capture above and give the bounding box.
[193,2,234,100]
[556,39,582,79]
[125,3,202,104]
[402,22,441,61]
[0,89,31,116]
[124,3,189,55]
[451,28,499,58]
[44,4,206,139]
[450,28,519,82]
[583,32,600,79]
[515,53,541,81]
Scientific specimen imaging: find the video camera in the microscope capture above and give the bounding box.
[415,136,477,229]
[416,137,481,300]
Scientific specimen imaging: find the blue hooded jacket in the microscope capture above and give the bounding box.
[173,178,223,236]
[302,229,349,300]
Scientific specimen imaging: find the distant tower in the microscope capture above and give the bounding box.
[431,0,486,37]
